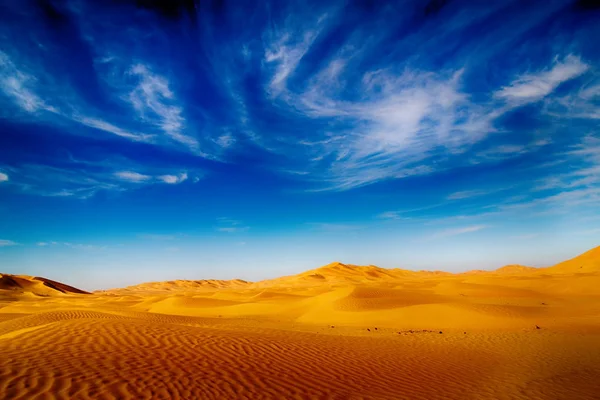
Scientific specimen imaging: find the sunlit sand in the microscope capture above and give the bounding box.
[1,246,600,399]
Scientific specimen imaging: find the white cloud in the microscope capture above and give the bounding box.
[377,203,446,220]
[533,136,600,192]
[35,241,103,250]
[308,222,361,232]
[265,30,321,95]
[114,171,151,182]
[216,217,249,233]
[0,239,19,247]
[158,172,188,184]
[128,64,198,150]
[2,161,198,198]
[0,51,52,113]
[377,211,404,220]
[260,50,593,191]
[77,117,153,141]
[446,187,512,200]
[447,190,490,200]
[215,134,235,148]
[0,50,212,161]
[434,225,488,238]
[63,242,104,250]
[495,55,589,103]
[268,46,494,189]
[546,81,600,120]
[218,227,250,233]
[0,172,8,182]
[217,217,242,225]
[138,233,178,241]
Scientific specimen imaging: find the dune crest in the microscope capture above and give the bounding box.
[0,273,88,296]
[543,245,600,274]
[90,245,600,294]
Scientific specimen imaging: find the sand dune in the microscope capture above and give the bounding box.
[97,246,600,294]
[1,246,600,398]
[0,273,89,296]
[543,245,600,274]
[103,278,250,294]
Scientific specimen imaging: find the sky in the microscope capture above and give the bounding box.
[0,0,599,291]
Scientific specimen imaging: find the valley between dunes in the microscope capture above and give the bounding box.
[1,246,600,399]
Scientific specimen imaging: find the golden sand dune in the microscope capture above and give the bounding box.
[103,278,250,293]
[543,245,600,274]
[1,246,600,399]
[466,264,538,275]
[250,262,422,289]
[0,273,89,296]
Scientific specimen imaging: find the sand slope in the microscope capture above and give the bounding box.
[0,273,89,296]
[102,278,250,294]
[1,246,600,399]
[542,245,600,274]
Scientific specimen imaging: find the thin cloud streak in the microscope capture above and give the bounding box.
[433,225,488,238]
[495,55,589,104]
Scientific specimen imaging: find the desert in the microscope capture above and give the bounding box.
[1,246,600,399]
[2,0,600,399]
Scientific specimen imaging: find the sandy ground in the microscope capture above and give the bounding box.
[1,248,600,399]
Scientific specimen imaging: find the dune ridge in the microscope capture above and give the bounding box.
[99,245,600,294]
[0,273,89,296]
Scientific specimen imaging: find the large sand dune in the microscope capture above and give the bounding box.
[1,246,600,399]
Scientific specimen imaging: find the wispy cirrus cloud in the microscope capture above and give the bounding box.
[0,239,19,247]
[0,172,8,182]
[532,136,600,193]
[259,11,594,192]
[216,218,250,233]
[0,51,54,114]
[298,67,492,190]
[307,222,362,232]
[126,64,198,151]
[376,211,405,220]
[1,27,210,153]
[114,170,190,185]
[264,14,329,96]
[76,117,152,142]
[0,0,599,204]
[218,227,250,233]
[138,233,180,241]
[34,241,104,250]
[447,189,494,200]
[433,225,488,238]
[377,203,447,221]
[158,172,188,184]
[495,55,589,104]
[1,160,197,199]
[114,171,151,182]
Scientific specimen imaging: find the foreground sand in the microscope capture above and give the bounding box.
[1,249,600,399]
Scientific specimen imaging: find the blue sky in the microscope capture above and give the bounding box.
[0,0,599,290]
